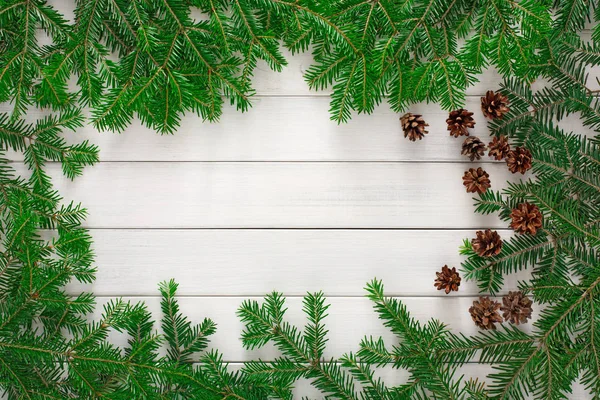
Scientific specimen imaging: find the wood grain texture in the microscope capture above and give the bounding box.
[35,162,523,229]
[5,95,592,163]
[7,98,498,162]
[70,229,524,297]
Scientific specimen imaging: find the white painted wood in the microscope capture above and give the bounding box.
[37,162,523,228]
[5,96,593,162]
[97,296,531,361]
[71,229,525,297]
[7,98,498,162]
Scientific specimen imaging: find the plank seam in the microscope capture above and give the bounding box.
[7,160,505,164]
[73,227,514,231]
[78,227,513,231]
[91,295,514,299]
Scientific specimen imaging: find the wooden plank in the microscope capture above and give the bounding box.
[33,162,522,228]
[96,296,534,361]
[5,97,503,162]
[70,229,525,297]
[5,97,594,162]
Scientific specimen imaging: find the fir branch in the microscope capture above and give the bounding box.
[459,47,600,398]
[0,0,579,128]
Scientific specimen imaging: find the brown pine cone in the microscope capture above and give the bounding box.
[434,265,461,294]
[481,90,510,119]
[506,147,532,174]
[469,296,503,330]
[488,135,511,160]
[501,291,533,325]
[471,229,502,258]
[400,113,429,141]
[462,168,491,194]
[510,203,543,235]
[446,109,475,137]
[461,137,487,161]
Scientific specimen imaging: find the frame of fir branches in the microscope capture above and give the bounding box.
[0,0,599,399]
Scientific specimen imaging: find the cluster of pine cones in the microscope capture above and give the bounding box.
[434,264,534,330]
[400,90,534,195]
[411,90,544,330]
[434,264,533,329]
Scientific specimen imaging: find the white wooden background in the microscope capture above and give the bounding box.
[11,2,593,397]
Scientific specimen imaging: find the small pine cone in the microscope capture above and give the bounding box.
[462,168,491,194]
[446,109,476,137]
[434,265,461,294]
[400,113,429,141]
[506,147,532,174]
[510,203,543,235]
[481,90,510,119]
[471,229,502,258]
[469,296,503,330]
[488,135,511,160]
[501,291,533,325]
[461,136,487,161]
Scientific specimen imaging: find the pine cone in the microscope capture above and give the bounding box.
[506,147,532,174]
[462,168,491,194]
[481,90,510,119]
[434,265,461,294]
[469,296,503,330]
[501,291,533,325]
[471,229,502,258]
[446,109,475,137]
[400,113,429,141]
[510,203,543,235]
[488,135,510,160]
[461,137,487,161]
